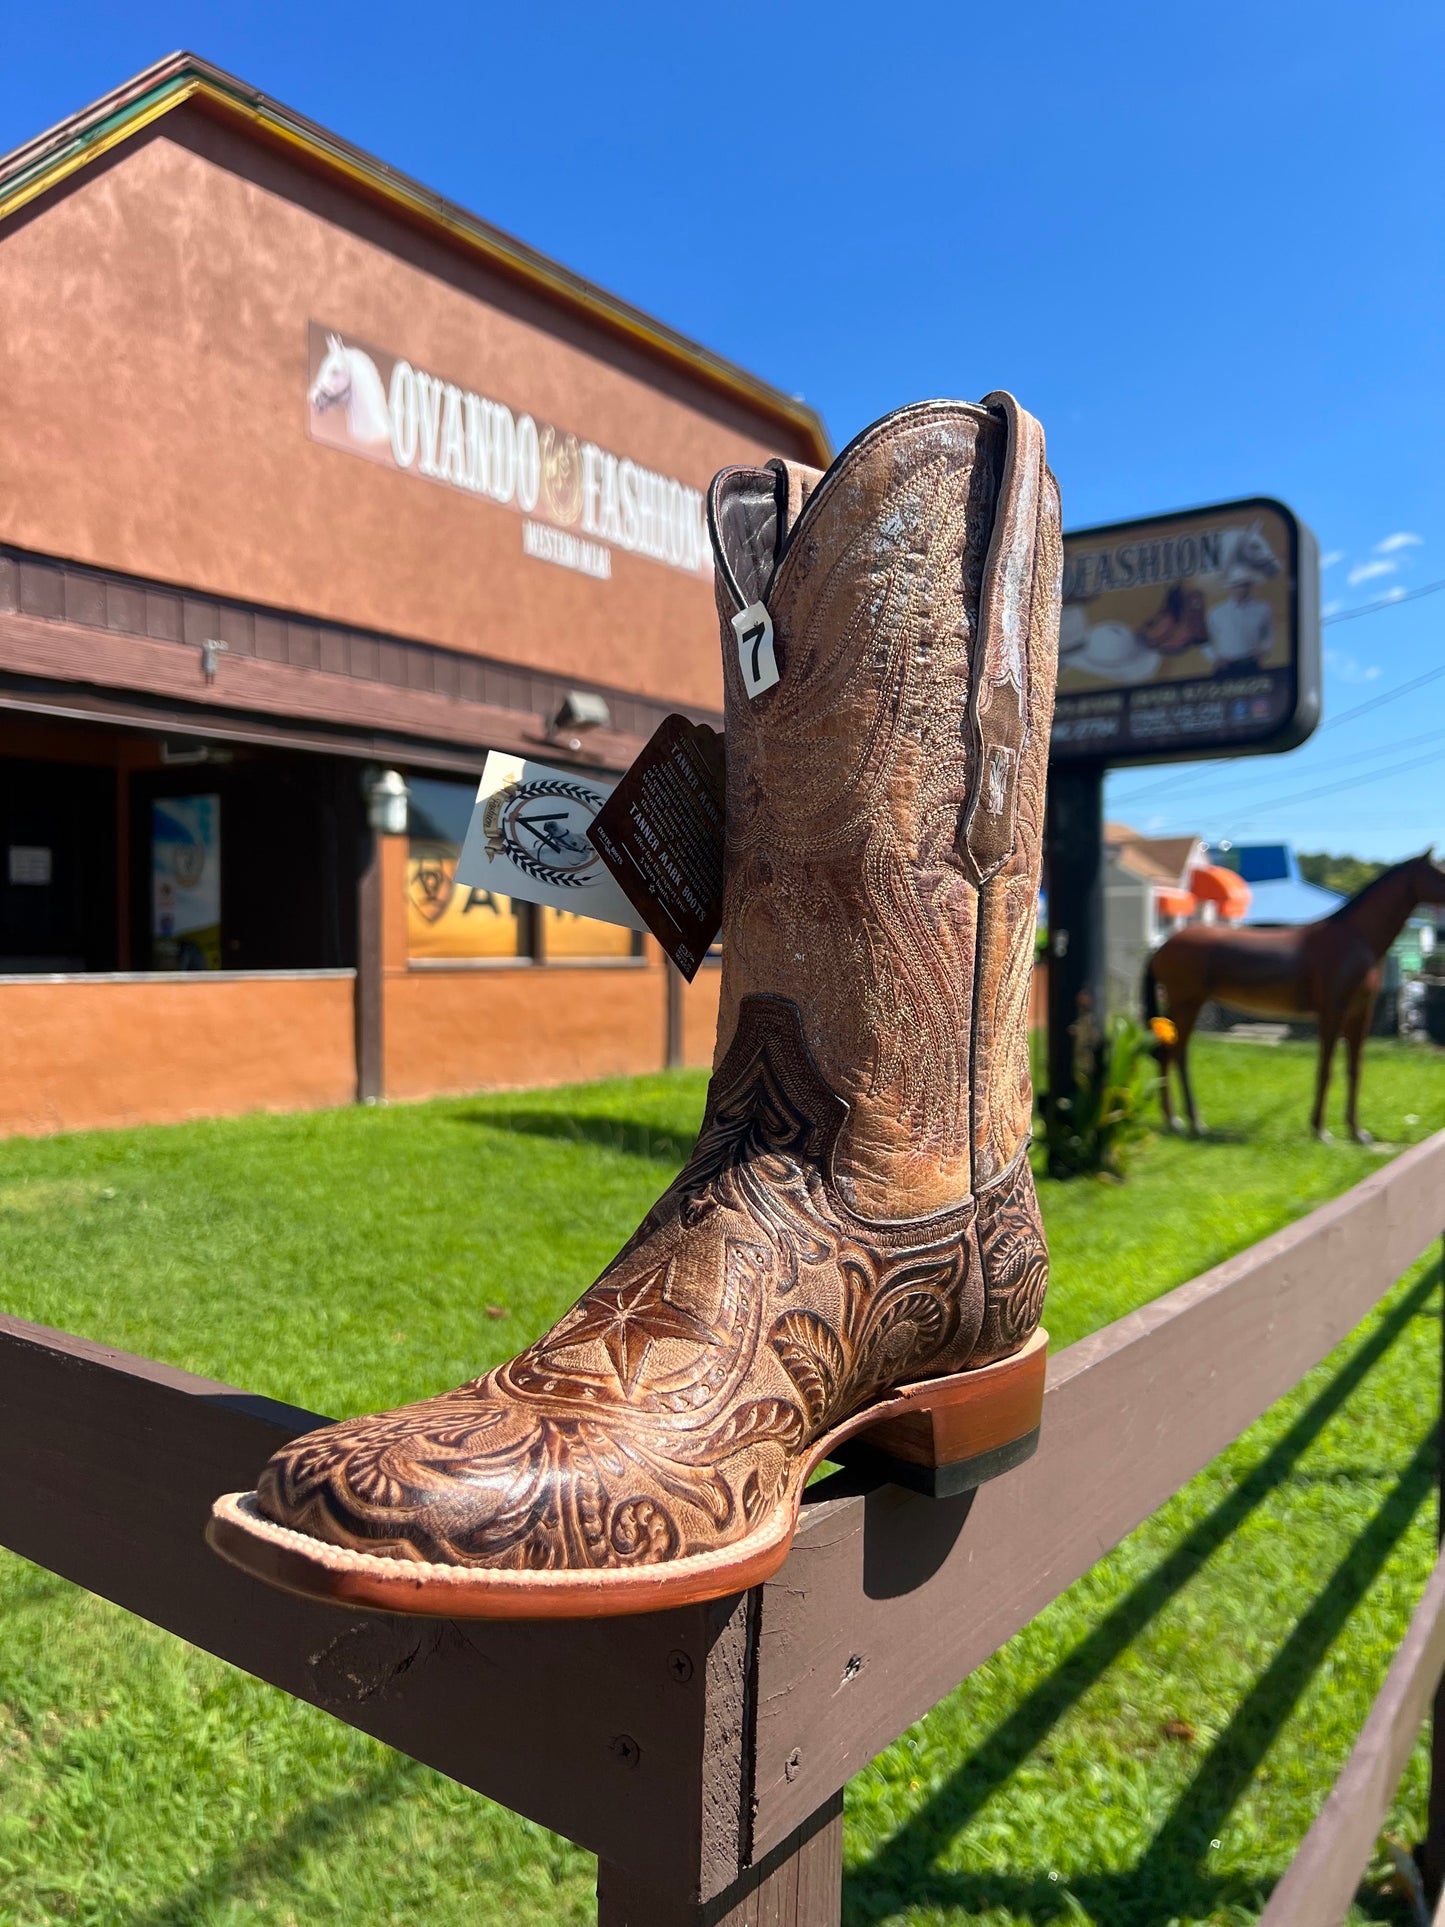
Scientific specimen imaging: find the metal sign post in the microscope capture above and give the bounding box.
[1045,495,1321,1121]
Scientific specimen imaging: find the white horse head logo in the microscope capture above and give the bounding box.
[309,333,391,447]
[1219,519,1282,585]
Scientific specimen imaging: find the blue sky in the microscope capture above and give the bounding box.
[3,3,1441,861]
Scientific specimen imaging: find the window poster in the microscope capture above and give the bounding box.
[152,795,221,969]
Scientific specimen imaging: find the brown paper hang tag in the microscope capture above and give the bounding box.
[587,715,725,981]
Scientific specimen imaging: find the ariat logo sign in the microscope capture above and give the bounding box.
[306,321,709,581]
[482,776,607,889]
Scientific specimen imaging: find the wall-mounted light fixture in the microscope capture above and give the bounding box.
[545,689,612,752]
[200,639,227,683]
[363,767,410,837]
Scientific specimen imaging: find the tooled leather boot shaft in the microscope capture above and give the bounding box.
[709,399,1060,1223]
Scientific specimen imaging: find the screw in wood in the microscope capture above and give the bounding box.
[667,1650,694,1682]
[785,1749,802,1782]
[610,1734,641,1769]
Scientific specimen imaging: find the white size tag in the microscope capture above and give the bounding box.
[732,602,779,699]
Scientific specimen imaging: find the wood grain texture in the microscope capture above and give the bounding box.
[0,1312,731,1891]
[598,1791,842,1926]
[0,606,650,771]
[749,1130,1445,1855]
[1259,1544,1445,1925]
[4,1136,1442,1909]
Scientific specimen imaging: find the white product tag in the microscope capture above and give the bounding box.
[732,602,779,699]
[455,752,643,928]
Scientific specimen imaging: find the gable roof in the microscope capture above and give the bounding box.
[0,52,831,468]
[1104,822,1203,887]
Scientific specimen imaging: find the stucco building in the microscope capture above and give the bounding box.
[0,54,828,1135]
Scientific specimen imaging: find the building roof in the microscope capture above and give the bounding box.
[1207,844,1344,925]
[1236,877,1344,926]
[0,53,831,469]
[1105,823,1203,887]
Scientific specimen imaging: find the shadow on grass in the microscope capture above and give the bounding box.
[116,1752,427,1927]
[453,1109,697,1167]
[845,1263,1440,1927]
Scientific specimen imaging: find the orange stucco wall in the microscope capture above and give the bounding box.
[377,831,718,1102]
[0,108,815,713]
[383,963,668,1101]
[0,973,357,1137]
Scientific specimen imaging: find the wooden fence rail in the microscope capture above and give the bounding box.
[2,1128,1444,1924]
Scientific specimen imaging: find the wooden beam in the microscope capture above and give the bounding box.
[598,1791,843,1926]
[1259,1544,1445,1925]
[748,1130,1445,1857]
[0,1312,742,1895]
[3,1134,1442,1906]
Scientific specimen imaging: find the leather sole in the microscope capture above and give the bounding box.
[206,1327,1047,1620]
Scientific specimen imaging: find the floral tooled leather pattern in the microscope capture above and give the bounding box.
[253,396,1060,1577]
[258,997,988,1570]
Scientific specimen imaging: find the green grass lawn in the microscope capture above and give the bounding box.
[1,1036,1443,1925]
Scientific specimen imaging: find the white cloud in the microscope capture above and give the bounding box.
[1382,585,1406,601]
[1321,550,1344,568]
[1322,600,1341,617]
[1375,531,1423,553]
[1347,558,1397,586]
[1324,647,1383,683]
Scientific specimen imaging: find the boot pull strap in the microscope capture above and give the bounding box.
[958,391,1046,886]
[766,457,824,554]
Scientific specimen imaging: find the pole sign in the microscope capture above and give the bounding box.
[1050,496,1320,765]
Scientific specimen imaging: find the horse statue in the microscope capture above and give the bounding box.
[1144,850,1445,1142]
[308,334,392,446]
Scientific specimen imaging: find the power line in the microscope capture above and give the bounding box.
[1104,574,1443,809]
[1108,658,1445,809]
[1319,659,1445,731]
[1324,576,1445,624]
[1155,745,1441,828]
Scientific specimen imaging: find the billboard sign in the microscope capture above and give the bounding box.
[1050,497,1320,764]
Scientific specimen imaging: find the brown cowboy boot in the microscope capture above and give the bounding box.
[208,394,1061,1619]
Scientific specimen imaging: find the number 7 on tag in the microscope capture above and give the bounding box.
[731,602,780,699]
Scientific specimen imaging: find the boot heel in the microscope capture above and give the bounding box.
[836,1327,1047,1498]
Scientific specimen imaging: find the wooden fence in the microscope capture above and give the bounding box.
[2,1130,1444,1924]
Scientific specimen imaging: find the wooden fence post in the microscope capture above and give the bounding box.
[597,1791,843,1927]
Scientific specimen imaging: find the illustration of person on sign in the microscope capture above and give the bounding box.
[1205,553,1276,677]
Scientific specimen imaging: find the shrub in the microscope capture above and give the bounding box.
[1045,1013,1159,1180]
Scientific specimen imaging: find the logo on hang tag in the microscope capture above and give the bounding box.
[732,602,779,699]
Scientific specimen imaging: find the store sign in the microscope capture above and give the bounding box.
[1051,497,1320,764]
[306,322,710,582]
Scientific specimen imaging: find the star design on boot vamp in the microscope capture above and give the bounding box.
[540,1266,715,1395]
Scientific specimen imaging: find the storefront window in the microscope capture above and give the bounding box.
[151,794,222,969]
[541,907,640,961]
[407,775,527,961]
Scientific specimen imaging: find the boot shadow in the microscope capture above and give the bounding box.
[801,1468,974,1598]
[452,1108,697,1166]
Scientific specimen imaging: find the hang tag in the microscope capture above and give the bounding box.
[588,715,726,980]
[732,602,779,699]
[455,752,643,929]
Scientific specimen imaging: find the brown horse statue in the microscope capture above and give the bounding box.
[1144,850,1445,1142]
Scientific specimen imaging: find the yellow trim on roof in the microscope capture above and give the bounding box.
[0,56,830,466]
